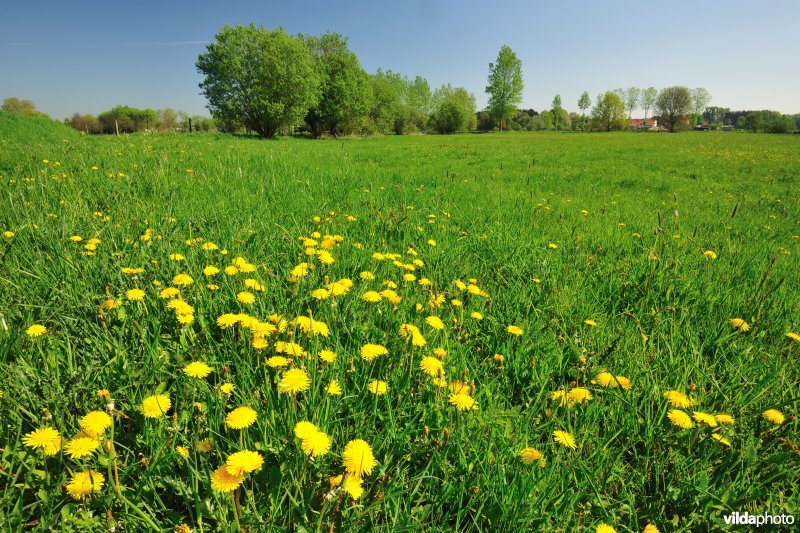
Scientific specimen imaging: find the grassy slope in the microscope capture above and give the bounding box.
[0,123,798,531]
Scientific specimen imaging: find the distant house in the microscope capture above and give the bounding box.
[630,118,657,130]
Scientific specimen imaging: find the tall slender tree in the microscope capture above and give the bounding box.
[641,87,657,124]
[486,45,523,131]
[578,91,591,130]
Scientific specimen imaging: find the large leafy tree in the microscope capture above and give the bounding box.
[641,87,658,123]
[590,91,628,132]
[623,87,640,119]
[196,24,320,138]
[691,87,712,124]
[429,85,476,134]
[303,33,371,137]
[655,86,692,132]
[486,45,523,131]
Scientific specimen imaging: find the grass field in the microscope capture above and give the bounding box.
[1,112,798,531]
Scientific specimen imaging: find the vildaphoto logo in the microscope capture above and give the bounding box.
[723,512,795,527]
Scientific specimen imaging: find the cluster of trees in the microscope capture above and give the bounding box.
[1,97,50,118]
[65,107,214,134]
[703,107,799,133]
[196,25,477,137]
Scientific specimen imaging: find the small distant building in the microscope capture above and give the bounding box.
[630,118,657,130]
[722,125,734,131]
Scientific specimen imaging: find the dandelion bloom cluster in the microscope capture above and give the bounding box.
[278,368,311,395]
[226,406,258,429]
[66,470,105,499]
[141,394,172,418]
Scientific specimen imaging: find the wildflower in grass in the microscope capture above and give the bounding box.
[714,413,735,425]
[368,380,388,395]
[786,332,800,342]
[762,409,785,425]
[493,353,504,364]
[278,368,311,395]
[664,390,694,408]
[312,288,331,300]
[449,381,470,395]
[176,446,190,458]
[66,470,104,499]
[326,380,342,395]
[203,265,220,276]
[643,525,660,533]
[548,243,558,249]
[176,313,194,325]
[342,474,365,499]
[159,287,180,299]
[568,387,593,405]
[294,421,319,440]
[126,288,145,301]
[730,318,750,331]
[183,361,212,379]
[420,356,444,377]
[172,273,194,286]
[584,319,598,327]
[361,343,388,362]
[64,437,100,459]
[428,293,445,308]
[551,390,569,407]
[70,235,82,242]
[217,313,240,328]
[470,311,484,320]
[210,465,244,493]
[693,411,718,427]
[318,349,337,363]
[219,383,234,395]
[403,273,416,282]
[449,393,477,411]
[3,230,14,238]
[519,447,546,467]
[381,289,402,305]
[342,439,376,477]
[266,355,291,368]
[26,324,47,337]
[301,430,331,457]
[141,394,171,418]
[197,439,213,453]
[22,427,62,456]
[553,430,577,450]
[202,241,218,251]
[225,450,264,476]
[451,299,462,307]
[362,290,382,303]
[596,525,616,533]
[506,325,524,336]
[592,371,632,389]
[704,250,717,260]
[275,341,305,357]
[169,253,185,262]
[667,409,694,429]
[711,434,731,446]
[237,291,255,304]
[360,271,375,280]
[225,406,257,429]
[426,316,445,330]
[121,267,144,275]
[80,411,112,436]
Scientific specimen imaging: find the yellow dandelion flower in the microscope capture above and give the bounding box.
[553,430,577,450]
[172,273,194,286]
[730,318,750,331]
[763,409,785,425]
[785,332,800,342]
[278,368,311,395]
[362,290,382,303]
[22,427,62,455]
[506,325,523,336]
[301,430,331,457]
[596,525,616,533]
[567,387,593,405]
[183,361,212,379]
[216,313,240,328]
[26,324,47,337]
[368,380,388,395]
[667,409,694,429]
[294,421,319,440]
[664,390,694,408]
[342,439,376,477]
[219,382,234,395]
[210,465,244,493]
[226,406,257,429]
[360,343,388,362]
[714,413,735,425]
[312,288,331,300]
[704,250,717,260]
[237,291,255,304]
[141,394,171,418]
[711,433,731,446]
[126,288,145,301]
[326,380,342,395]
[79,411,112,436]
[203,265,220,276]
[342,474,365,499]
[584,319,598,327]
[159,287,180,299]
[318,349,337,363]
[419,356,444,377]
[64,437,100,459]
[449,393,477,411]
[449,380,470,395]
[426,316,445,330]
[470,311,483,320]
[692,411,718,427]
[225,450,264,476]
[519,447,546,466]
[643,524,660,533]
[360,271,375,280]
[176,445,190,458]
[266,355,291,368]
[66,470,104,499]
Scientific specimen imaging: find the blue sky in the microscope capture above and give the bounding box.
[2,0,799,119]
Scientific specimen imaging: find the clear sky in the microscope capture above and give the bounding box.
[2,0,799,119]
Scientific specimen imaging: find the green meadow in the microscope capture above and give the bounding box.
[1,113,798,531]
